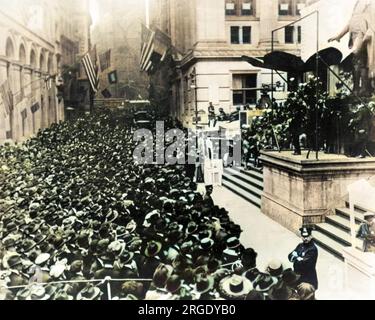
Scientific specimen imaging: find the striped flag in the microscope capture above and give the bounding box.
[0,80,13,115]
[82,46,100,93]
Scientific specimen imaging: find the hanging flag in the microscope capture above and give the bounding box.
[101,88,112,98]
[0,80,13,115]
[45,75,53,91]
[99,50,111,71]
[108,70,118,84]
[82,46,100,93]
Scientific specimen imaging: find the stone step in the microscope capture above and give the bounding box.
[335,207,366,224]
[222,179,261,208]
[312,230,345,260]
[223,173,262,199]
[345,201,368,213]
[315,223,363,249]
[243,161,263,175]
[224,167,263,190]
[326,214,361,233]
[229,166,264,182]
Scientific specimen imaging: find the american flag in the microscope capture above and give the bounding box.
[82,46,100,93]
[0,80,13,115]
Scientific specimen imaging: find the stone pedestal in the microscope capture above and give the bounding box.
[260,151,375,233]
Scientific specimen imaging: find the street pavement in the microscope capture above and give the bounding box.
[212,186,372,300]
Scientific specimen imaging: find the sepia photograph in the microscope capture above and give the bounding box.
[0,0,374,306]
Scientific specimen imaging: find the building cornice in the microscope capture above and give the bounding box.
[0,10,55,51]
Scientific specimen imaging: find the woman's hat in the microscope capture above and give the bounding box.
[219,274,253,299]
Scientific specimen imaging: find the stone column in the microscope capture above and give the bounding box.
[0,59,8,141]
[258,0,279,45]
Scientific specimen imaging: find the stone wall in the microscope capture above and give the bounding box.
[261,151,375,234]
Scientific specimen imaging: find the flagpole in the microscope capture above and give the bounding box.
[145,0,150,28]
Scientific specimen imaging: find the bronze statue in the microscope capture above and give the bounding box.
[329,0,375,97]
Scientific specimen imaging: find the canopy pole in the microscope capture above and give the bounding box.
[315,10,320,161]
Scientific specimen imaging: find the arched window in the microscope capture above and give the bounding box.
[30,49,37,92]
[39,53,45,73]
[5,38,15,88]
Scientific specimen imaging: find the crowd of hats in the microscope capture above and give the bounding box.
[0,108,315,300]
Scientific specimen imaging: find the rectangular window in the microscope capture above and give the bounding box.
[297,26,302,43]
[232,74,257,106]
[285,26,294,44]
[296,1,305,15]
[242,26,251,44]
[279,0,306,16]
[241,1,253,15]
[226,0,255,16]
[231,26,240,44]
[226,1,236,15]
[279,1,292,15]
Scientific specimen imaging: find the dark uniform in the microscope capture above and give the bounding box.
[288,229,318,290]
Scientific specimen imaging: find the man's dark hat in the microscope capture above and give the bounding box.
[282,269,301,287]
[268,282,294,300]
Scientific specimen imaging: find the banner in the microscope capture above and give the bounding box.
[0,80,13,115]
[82,45,100,93]
[99,50,111,71]
[108,71,118,84]
[101,88,112,98]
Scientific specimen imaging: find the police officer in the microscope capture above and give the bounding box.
[288,227,318,290]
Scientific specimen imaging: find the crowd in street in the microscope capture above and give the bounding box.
[0,108,316,300]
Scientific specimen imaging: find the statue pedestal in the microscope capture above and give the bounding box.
[260,151,375,233]
[343,247,375,299]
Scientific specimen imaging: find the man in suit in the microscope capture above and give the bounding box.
[288,227,319,290]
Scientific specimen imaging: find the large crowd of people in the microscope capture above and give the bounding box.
[0,108,316,300]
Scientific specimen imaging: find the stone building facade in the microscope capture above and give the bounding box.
[0,0,91,143]
[91,0,149,100]
[149,0,307,128]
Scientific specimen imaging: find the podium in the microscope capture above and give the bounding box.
[204,159,223,186]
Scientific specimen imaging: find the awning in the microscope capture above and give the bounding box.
[242,47,343,73]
